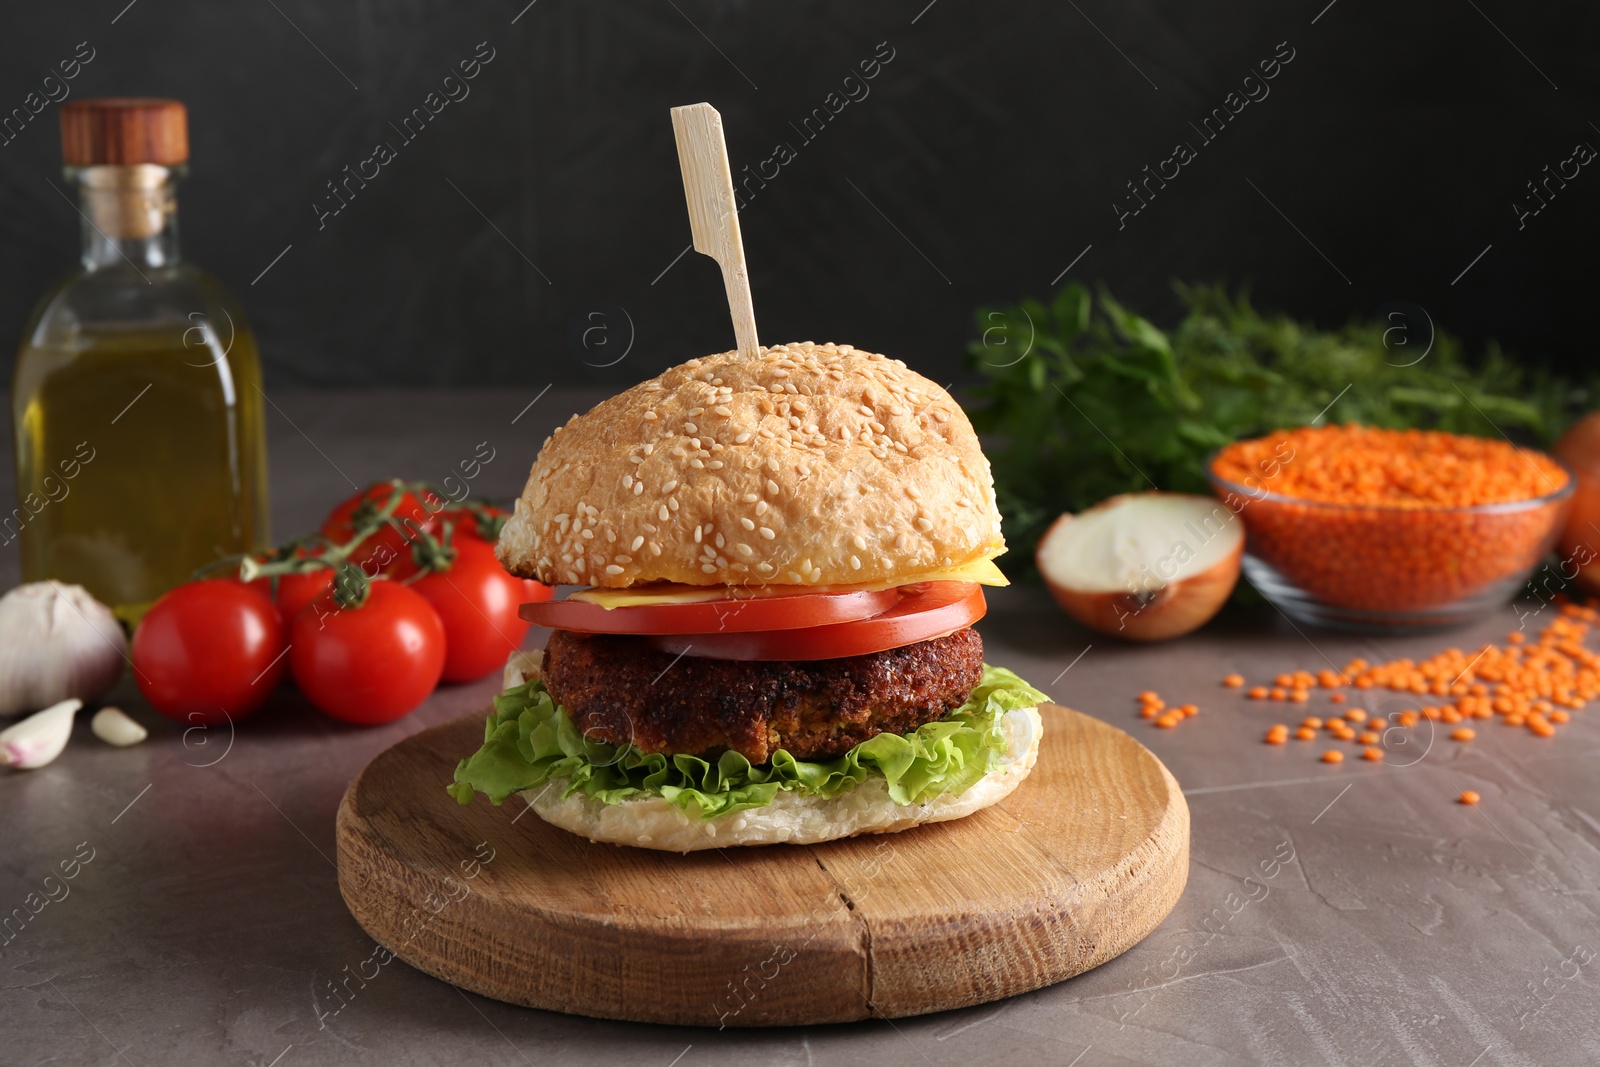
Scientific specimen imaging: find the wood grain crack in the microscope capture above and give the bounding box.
[813,854,876,1017]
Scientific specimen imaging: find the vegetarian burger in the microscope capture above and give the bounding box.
[448,342,1047,850]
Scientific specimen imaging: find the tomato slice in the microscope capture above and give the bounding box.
[519,586,900,635]
[642,582,986,661]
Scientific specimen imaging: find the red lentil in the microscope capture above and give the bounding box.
[1210,425,1570,612]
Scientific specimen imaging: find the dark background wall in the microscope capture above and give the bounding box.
[0,1,1595,390]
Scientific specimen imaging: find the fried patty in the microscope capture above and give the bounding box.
[540,627,984,764]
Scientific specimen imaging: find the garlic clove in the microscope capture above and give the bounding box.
[0,697,83,769]
[91,706,147,748]
[0,582,127,717]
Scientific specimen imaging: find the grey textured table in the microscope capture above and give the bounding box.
[4,389,1598,1066]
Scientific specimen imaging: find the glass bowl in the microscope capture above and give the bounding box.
[1206,460,1574,632]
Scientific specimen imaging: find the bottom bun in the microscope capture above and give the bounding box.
[519,706,1043,852]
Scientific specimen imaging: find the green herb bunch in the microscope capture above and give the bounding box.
[966,283,1581,572]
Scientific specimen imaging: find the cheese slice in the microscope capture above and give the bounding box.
[568,554,1009,610]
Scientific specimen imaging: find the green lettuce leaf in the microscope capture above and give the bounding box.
[447,664,1047,820]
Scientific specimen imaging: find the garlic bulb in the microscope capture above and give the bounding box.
[0,698,82,769]
[91,706,147,747]
[0,582,127,717]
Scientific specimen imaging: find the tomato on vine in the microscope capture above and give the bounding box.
[321,481,449,580]
[413,537,552,683]
[288,579,446,725]
[132,580,288,724]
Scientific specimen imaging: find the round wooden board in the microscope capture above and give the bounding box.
[335,703,1189,1027]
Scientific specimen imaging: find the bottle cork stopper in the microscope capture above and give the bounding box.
[61,98,188,167]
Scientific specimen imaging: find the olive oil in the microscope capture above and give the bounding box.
[9,99,270,607]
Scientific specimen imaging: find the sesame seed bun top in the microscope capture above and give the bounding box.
[495,342,1005,588]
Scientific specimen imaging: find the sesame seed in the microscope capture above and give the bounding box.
[759,527,775,539]
[740,517,756,530]
[853,534,867,549]
[658,504,669,520]
[633,482,644,495]
[906,486,921,499]
[895,532,909,550]
[668,497,679,511]
[688,407,704,416]
[736,543,754,556]
[702,563,718,574]
[694,528,703,543]
[605,565,625,575]
[690,459,704,469]
[755,501,768,515]
[650,543,662,555]
[615,555,632,564]
[915,517,934,532]
[630,535,644,551]
[766,479,780,495]
[623,475,634,489]
[735,432,752,444]
[850,555,861,569]
[715,533,725,548]
[757,562,774,573]
[644,411,658,421]
[685,424,698,435]
[707,460,723,469]
[714,405,732,417]
[574,558,586,572]
[662,480,678,492]
[606,529,617,542]
[581,529,595,540]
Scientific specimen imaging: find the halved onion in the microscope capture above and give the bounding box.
[1036,492,1243,642]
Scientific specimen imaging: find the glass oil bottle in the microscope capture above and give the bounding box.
[10,98,270,607]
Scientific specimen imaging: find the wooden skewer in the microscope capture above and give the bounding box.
[671,102,760,359]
